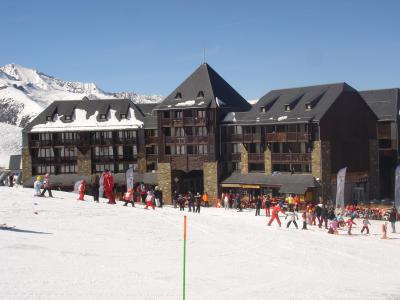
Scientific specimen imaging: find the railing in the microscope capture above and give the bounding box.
[248,153,264,161]
[145,136,159,144]
[165,136,186,144]
[91,138,114,145]
[225,134,244,142]
[377,123,392,139]
[114,137,136,144]
[32,157,56,164]
[173,119,183,127]
[146,154,159,162]
[162,118,171,126]
[267,132,310,142]
[59,156,77,163]
[183,117,206,126]
[271,153,311,163]
[243,133,261,143]
[231,153,241,161]
[186,135,208,143]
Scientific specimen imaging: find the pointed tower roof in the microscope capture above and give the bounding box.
[155,63,251,111]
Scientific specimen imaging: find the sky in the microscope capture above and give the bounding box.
[1,0,400,99]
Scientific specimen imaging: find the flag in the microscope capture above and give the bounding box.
[335,167,347,208]
[126,167,134,191]
[395,165,400,211]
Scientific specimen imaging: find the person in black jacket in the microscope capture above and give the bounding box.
[255,195,262,216]
[178,194,185,211]
[154,188,163,207]
[319,204,328,229]
[188,192,195,213]
[388,207,397,233]
[327,207,336,221]
[195,192,201,213]
[91,174,100,202]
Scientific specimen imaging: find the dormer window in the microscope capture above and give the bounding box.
[120,114,127,119]
[284,104,291,111]
[46,116,53,121]
[197,91,204,99]
[65,115,72,121]
[305,103,312,110]
[260,107,266,113]
[175,92,182,100]
[100,114,107,120]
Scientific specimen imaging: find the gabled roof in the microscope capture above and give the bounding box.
[360,88,400,121]
[24,99,147,133]
[222,82,355,125]
[155,63,251,111]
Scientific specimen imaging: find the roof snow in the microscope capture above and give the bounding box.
[215,97,226,107]
[175,100,196,107]
[277,116,288,121]
[223,112,237,123]
[31,107,143,132]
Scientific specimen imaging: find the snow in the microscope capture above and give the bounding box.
[0,123,22,168]
[175,100,196,107]
[1,187,400,299]
[31,107,143,132]
[215,97,226,107]
[277,115,288,121]
[223,112,236,123]
[197,101,205,106]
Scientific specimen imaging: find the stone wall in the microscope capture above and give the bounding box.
[77,150,92,176]
[240,143,248,174]
[22,147,32,184]
[203,161,219,205]
[311,141,331,201]
[158,162,171,204]
[264,147,272,174]
[368,139,380,199]
[137,155,146,174]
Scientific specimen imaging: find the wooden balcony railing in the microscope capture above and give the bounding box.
[271,153,311,163]
[243,133,261,143]
[183,117,207,126]
[266,132,310,142]
[248,153,264,162]
[162,118,171,126]
[146,154,159,162]
[173,119,183,127]
[186,135,208,143]
[231,153,241,161]
[145,136,159,144]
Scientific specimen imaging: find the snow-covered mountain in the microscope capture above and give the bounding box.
[0,63,162,128]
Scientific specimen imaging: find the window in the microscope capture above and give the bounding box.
[175,111,183,119]
[163,111,170,119]
[38,148,54,158]
[175,92,182,100]
[46,116,53,121]
[60,164,77,174]
[197,110,206,118]
[60,147,77,158]
[95,164,114,173]
[198,144,208,154]
[175,128,185,137]
[232,143,241,153]
[233,126,242,135]
[120,114,127,119]
[232,162,240,172]
[260,107,266,113]
[100,114,107,120]
[196,127,207,136]
[62,132,76,141]
[65,115,72,121]
[284,104,291,111]
[35,165,55,175]
[176,145,186,155]
[133,145,138,155]
[39,133,52,141]
[94,146,113,157]
[197,91,204,99]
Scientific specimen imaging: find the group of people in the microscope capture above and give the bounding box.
[172,191,209,213]
[33,174,53,197]
[0,172,21,187]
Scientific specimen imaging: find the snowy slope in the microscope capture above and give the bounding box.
[1,187,399,300]
[0,123,22,168]
[0,63,162,127]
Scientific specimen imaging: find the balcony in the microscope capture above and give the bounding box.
[165,136,186,144]
[266,132,310,142]
[231,153,241,161]
[146,154,159,162]
[169,154,207,171]
[32,157,56,164]
[114,137,136,144]
[186,135,208,143]
[91,138,114,145]
[161,118,171,126]
[243,133,261,143]
[225,134,244,143]
[248,153,264,162]
[183,117,207,126]
[172,119,183,127]
[59,156,77,163]
[271,153,311,163]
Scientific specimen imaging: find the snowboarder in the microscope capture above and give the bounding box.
[144,190,155,210]
[361,217,371,234]
[286,210,299,229]
[103,170,115,204]
[123,188,135,207]
[40,173,53,197]
[388,207,397,233]
[255,195,262,216]
[78,179,85,201]
[34,176,43,197]
[91,173,100,202]
[268,204,285,227]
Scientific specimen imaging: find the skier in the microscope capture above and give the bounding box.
[178,194,185,211]
[40,173,53,197]
[123,188,135,207]
[319,204,328,229]
[315,203,322,226]
[388,207,397,233]
[139,182,147,204]
[286,209,299,229]
[188,192,195,213]
[361,217,371,234]
[103,170,115,204]
[8,173,14,187]
[173,190,178,208]
[33,176,43,197]
[144,190,155,210]
[195,192,201,213]
[255,195,262,216]
[328,218,339,234]
[90,173,100,202]
[346,218,356,235]
[265,195,271,217]
[268,203,285,227]
[223,193,229,210]
[301,211,307,230]
[78,179,85,201]
[382,222,388,239]
[154,186,163,208]
[202,192,209,207]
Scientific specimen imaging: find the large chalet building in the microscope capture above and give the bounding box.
[21,63,397,204]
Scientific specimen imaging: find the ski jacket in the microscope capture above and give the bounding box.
[103,173,114,192]
[362,219,371,226]
[389,210,397,222]
[79,181,85,193]
[271,205,285,216]
[286,211,298,221]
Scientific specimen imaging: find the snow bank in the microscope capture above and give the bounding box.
[1,187,399,299]
[0,123,22,168]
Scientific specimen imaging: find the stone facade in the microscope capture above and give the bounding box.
[77,150,92,176]
[22,147,32,184]
[158,162,171,204]
[203,161,219,205]
[137,155,147,174]
[368,139,380,200]
[240,143,248,174]
[311,140,331,200]
[264,147,272,174]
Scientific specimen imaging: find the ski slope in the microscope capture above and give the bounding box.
[0,187,399,299]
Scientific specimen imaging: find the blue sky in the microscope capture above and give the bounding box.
[1,0,400,99]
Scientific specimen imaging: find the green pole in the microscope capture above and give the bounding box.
[183,215,187,300]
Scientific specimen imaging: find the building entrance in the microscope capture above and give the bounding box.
[172,170,203,195]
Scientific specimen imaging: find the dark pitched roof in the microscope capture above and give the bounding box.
[8,155,21,170]
[135,103,157,116]
[223,83,354,125]
[155,63,251,111]
[360,88,400,121]
[221,173,319,194]
[23,98,147,132]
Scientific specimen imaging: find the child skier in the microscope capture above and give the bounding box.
[382,222,388,239]
[123,189,134,207]
[361,218,371,234]
[144,190,155,210]
[78,180,85,201]
[285,210,299,229]
[328,219,339,234]
[346,218,356,235]
[33,176,43,197]
[301,211,307,230]
[267,204,285,227]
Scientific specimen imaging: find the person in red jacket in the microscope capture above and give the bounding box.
[78,179,85,201]
[123,188,135,207]
[103,170,115,204]
[268,204,286,227]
